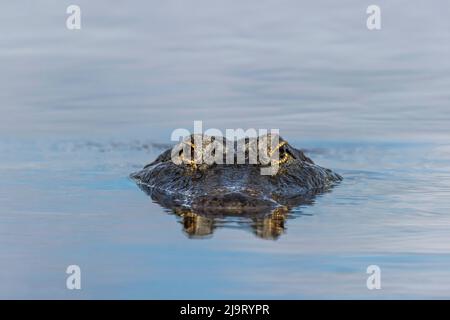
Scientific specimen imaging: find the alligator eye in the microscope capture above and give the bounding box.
[179,141,198,167]
[269,141,291,165]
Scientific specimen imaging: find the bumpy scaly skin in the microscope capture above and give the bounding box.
[131,134,342,213]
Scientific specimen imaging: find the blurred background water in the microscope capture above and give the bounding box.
[1,0,450,298]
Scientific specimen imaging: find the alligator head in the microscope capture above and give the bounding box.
[131,134,342,239]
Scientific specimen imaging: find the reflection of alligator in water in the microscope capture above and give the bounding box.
[131,134,342,239]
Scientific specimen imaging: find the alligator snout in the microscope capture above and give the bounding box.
[192,192,276,213]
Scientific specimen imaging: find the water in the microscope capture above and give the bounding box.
[1,0,450,299]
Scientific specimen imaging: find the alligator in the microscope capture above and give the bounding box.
[131,134,342,239]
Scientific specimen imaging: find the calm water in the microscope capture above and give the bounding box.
[1,1,450,299]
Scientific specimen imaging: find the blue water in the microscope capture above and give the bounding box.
[1,1,450,299]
